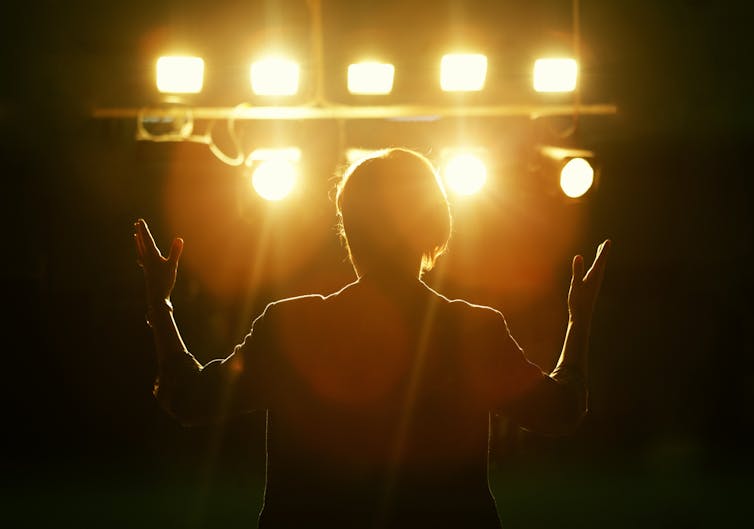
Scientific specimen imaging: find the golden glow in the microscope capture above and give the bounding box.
[345,148,382,164]
[156,56,204,94]
[247,148,301,201]
[440,53,487,92]
[250,57,300,96]
[347,62,395,95]
[533,58,578,93]
[442,151,487,195]
[560,157,594,198]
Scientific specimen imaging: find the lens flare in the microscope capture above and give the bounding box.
[251,160,297,201]
[443,153,487,195]
[247,148,301,201]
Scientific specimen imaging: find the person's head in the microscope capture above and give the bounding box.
[335,147,452,279]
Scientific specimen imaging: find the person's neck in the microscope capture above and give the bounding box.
[357,269,422,289]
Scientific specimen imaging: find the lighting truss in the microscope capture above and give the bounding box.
[93,0,616,175]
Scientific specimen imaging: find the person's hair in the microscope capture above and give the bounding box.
[335,147,452,277]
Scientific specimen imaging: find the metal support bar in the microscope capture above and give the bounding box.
[93,103,617,121]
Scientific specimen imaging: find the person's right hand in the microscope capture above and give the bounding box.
[134,219,184,308]
[568,239,611,326]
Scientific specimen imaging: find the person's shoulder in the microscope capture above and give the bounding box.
[261,293,325,318]
[261,280,357,315]
[424,282,504,320]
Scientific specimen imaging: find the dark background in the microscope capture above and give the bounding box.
[2,1,752,528]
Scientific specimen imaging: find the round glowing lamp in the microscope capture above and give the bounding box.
[559,157,594,198]
[251,160,297,201]
[443,153,487,196]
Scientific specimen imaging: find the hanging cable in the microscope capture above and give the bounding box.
[205,104,246,166]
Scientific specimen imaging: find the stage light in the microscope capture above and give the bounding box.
[559,157,594,198]
[442,150,488,196]
[347,62,395,95]
[246,148,301,201]
[440,53,487,92]
[250,57,300,96]
[538,146,596,198]
[533,58,578,93]
[156,56,204,94]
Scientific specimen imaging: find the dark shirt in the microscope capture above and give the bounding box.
[162,277,585,529]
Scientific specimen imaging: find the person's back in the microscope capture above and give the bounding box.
[249,277,542,528]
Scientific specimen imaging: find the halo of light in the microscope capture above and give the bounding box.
[251,160,297,201]
[560,157,594,198]
[443,153,487,195]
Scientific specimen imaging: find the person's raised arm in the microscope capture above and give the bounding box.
[542,239,611,432]
[551,239,611,392]
[134,219,221,424]
[506,239,611,435]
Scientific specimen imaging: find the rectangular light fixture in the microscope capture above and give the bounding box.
[440,53,487,92]
[347,62,395,95]
[250,57,300,96]
[156,56,205,94]
[533,58,578,93]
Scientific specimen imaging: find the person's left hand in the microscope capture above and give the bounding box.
[134,219,184,308]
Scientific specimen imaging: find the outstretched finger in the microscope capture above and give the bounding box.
[134,222,149,263]
[136,219,164,260]
[167,237,184,267]
[584,239,611,284]
[134,233,145,266]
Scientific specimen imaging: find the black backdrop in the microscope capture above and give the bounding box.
[2,1,752,528]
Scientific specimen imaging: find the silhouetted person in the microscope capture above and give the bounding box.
[134,147,610,529]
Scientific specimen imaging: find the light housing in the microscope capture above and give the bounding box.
[538,146,596,198]
[533,58,578,93]
[156,56,205,94]
[440,53,488,92]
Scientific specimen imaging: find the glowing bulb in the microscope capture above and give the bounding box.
[443,153,487,195]
[156,56,204,94]
[250,57,300,96]
[533,58,578,93]
[251,160,297,200]
[246,148,301,201]
[440,53,488,92]
[347,62,395,95]
[560,158,594,198]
